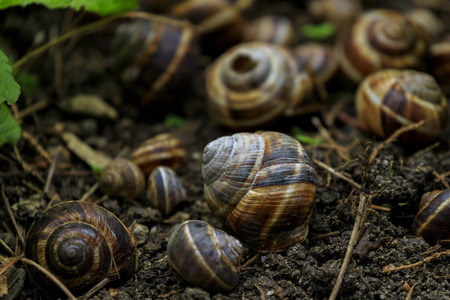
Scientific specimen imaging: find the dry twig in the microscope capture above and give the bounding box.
[382,249,450,275]
[1,185,25,245]
[405,283,418,300]
[313,159,362,190]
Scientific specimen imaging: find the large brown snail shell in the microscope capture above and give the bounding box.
[202,131,316,252]
[24,201,137,295]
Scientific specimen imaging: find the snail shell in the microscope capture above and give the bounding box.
[113,18,199,104]
[337,9,429,83]
[167,220,243,292]
[293,42,338,85]
[131,133,186,176]
[406,8,444,41]
[413,189,450,245]
[147,166,186,215]
[202,131,316,252]
[99,158,146,198]
[431,40,450,86]
[242,15,295,47]
[307,0,362,28]
[24,201,137,295]
[355,69,447,143]
[205,42,313,128]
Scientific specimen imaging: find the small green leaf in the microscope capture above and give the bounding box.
[0,0,138,16]
[0,50,21,105]
[0,103,21,146]
[292,126,324,145]
[16,72,38,98]
[301,22,336,40]
[164,114,186,128]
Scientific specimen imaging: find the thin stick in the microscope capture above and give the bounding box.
[411,142,440,158]
[21,258,77,300]
[405,283,417,300]
[0,253,24,276]
[382,249,450,275]
[242,253,260,269]
[0,237,15,256]
[369,121,425,164]
[329,194,371,300]
[79,182,99,202]
[1,185,25,245]
[79,278,110,300]
[313,159,362,190]
[17,99,50,119]
[43,146,62,194]
[310,231,340,241]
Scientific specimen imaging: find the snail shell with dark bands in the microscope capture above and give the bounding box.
[147,166,186,215]
[24,201,137,295]
[413,189,450,245]
[242,15,295,47]
[205,42,313,128]
[99,158,145,198]
[131,133,186,176]
[337,9,429,83]
[167,220,243,292]
[202,131,316,251]
[355,69,447,143]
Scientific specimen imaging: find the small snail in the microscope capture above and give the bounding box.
[131,133,186,176]
[24,201,137,295]
[406,8,444,41]
[167,220,243,292]
[430,40,450,86]
[99,158,146,198]
[242,15,295,47]
[355,69,447,143]
[113,18,200,105]
[293,43,338,85]
[413,189,450,245]
[336,9,429,84]
[205,42,313,129]
[202,131,316,252]
[307,0,362,28]
[147,166,186,215]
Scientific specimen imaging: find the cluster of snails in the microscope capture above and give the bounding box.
[98,133,187,215]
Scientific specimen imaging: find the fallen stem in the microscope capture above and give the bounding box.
[313,158,362,190]
[382,249,450,275]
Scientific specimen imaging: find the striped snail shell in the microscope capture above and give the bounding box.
[202,131,316,252]
[131,133,186,176]
[99,158,145,198]
[242,15,295,47]
[113,18,199,105]
[167,220,243,292]
[205,42,313,129]
[355,69,447,143]
[337,9,429,84]
[24,201,137,295]
[406,8,444,41]
[413,189,450,245]
[147,166,186,215]
[307,0,362,28]
[293,43,338,85]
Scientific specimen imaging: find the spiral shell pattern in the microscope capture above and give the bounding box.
[24,201,137,295]
[337,9,428,83]
[356,69,447,143]
[242,15,294,47]
[99,158,145,198]
[167,220,243,292]
[413,189,450,244]
[202,131,316,251]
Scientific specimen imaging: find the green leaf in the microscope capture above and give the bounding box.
[301,22,336,40]
[0,0,138,16]
[0,102,21,146]
[164,114,186,128]
[16,72,38,98]
[292,126,324,145]
[0,50,21,105]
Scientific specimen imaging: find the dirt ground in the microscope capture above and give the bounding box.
[1,1,450,299]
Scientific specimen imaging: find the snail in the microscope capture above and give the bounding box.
[202,131,316,252]
[242,15,295,47]
[113,18,200,105]
[98,158,146,198]
[413,189,450,245]
[167,220,243,292]
[205,42,314,129]
[430,39,450,86]
[355,69,448,144]
[24,201,137,295]
[406,8,444,41]
[293,42,338,85]
[307,0,362,28]
[147,166,186,215]
[131,133,186,176]
[336,9,429,84]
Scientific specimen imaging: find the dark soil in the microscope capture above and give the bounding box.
[1,1,450,299]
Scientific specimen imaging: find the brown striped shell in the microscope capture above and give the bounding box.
[307,0,362,28]
[242,15,295,47]
[131,133,186,176]
[406,8,443,41]
[113,18,199,104]
[355,69,447,143]
[413,189,450,245]
[202,131,316,252]
[337,9,429,84]
[147,166,186,215]
[293,43,338,85]
[167,220,243,292]
[98,158,145,198]
[24,201,137,296]
[205,42,313,129]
